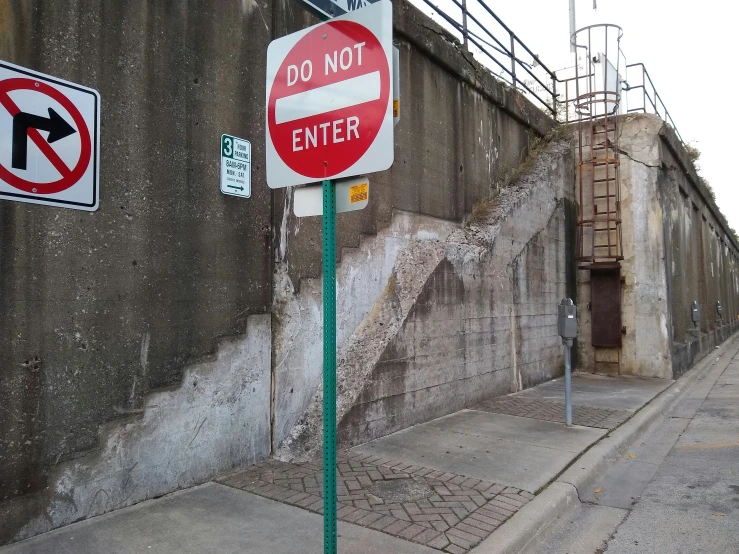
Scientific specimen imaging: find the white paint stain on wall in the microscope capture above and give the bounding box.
[15,315,272,543]
[272,212,458,448]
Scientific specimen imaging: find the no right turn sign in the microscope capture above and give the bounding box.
[0,60,100,211]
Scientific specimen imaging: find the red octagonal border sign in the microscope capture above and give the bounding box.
[0,61,100,211]
[265,1,393,188]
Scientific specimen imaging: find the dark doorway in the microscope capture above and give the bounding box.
[591,268,622,347]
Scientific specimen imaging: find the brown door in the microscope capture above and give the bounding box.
[591,268,622,347]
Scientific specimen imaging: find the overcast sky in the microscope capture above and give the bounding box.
[411,0,738,231]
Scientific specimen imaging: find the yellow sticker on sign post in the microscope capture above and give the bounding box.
[350,182,369,204]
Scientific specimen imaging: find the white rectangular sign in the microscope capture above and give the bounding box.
[0,60,100,211]
[294,176,369,217]
[220,134,251,198]
[266,1,393,189]
[296,0,382,20]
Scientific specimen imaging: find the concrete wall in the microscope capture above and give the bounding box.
[0,0,275,541]
[576,115,739,378]
[338,149,577,447]
[6,315,271,542]
[272,0,554,452]
[0,0,558,543]
[277,140,576,460]
[657,118,739,376]
[0,1,275,542]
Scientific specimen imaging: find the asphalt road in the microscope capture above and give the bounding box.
[530,340,739,554]
[605,351,739,554]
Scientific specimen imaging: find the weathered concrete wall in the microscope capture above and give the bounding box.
[577,116,672,378]
[656,118,739,376]
[272,0,555,450]
[576,114,739,378]
[0,0,274,543]
[272,0,553,290]
[5,315,271,543]
[277,139,576,460]
[272,213,459,450]
[1,0,559,542]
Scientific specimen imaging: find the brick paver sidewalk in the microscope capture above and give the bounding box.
[217,450,532,553]
[472,396,629,429]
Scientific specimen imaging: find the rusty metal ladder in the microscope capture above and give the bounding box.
[577,114,625,375]
[577,115,623,266]
[571,24,626,374]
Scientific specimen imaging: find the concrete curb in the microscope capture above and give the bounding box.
[476,482,578,554]
[470,335,739,554]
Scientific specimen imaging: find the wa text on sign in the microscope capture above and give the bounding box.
[265,0,393,188]
[0,60,100,211]
[295,0,382,21]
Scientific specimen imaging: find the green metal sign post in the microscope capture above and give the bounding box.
[267,6,393,553]
[322,179,338,554]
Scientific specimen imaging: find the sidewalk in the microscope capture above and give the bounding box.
[0,370,689,554]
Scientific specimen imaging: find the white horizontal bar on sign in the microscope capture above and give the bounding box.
[275,72,381,124]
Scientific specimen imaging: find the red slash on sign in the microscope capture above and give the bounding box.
[265,0,393,189]
[0,78,91,194]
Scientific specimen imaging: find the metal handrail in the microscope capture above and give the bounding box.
[408,0,684,137]
[624,63,683,143]
[409,0,559,117]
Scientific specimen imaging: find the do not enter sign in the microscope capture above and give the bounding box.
[266,0,393,188]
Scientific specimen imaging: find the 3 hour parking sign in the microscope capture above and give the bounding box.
[0,60,100,211]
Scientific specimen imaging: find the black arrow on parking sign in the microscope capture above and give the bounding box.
[12,107,76,170]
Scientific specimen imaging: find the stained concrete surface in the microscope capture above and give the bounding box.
[533,503,627,554]
[605,356,739,553]
[527,338,739,554]
[0,483,436,554]
[575,115,739,380]
[1,0,276,519]
[1,0,555,543]
[514,373,672,411]
[279,139,576,465]
[352,410,606,493]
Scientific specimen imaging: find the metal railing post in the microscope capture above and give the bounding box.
[641,66,646,114]
[461,0,469,50]
[510,34,516,87]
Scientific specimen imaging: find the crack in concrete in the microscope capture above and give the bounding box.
[416,22,478,75]
[617,147,660,169]
[418,22,458,47]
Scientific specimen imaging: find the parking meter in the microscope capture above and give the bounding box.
[558,298,577,427]
[690,301,700,328]
[558,298,578,344]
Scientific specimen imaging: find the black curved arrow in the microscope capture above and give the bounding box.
[12,108,76,170]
